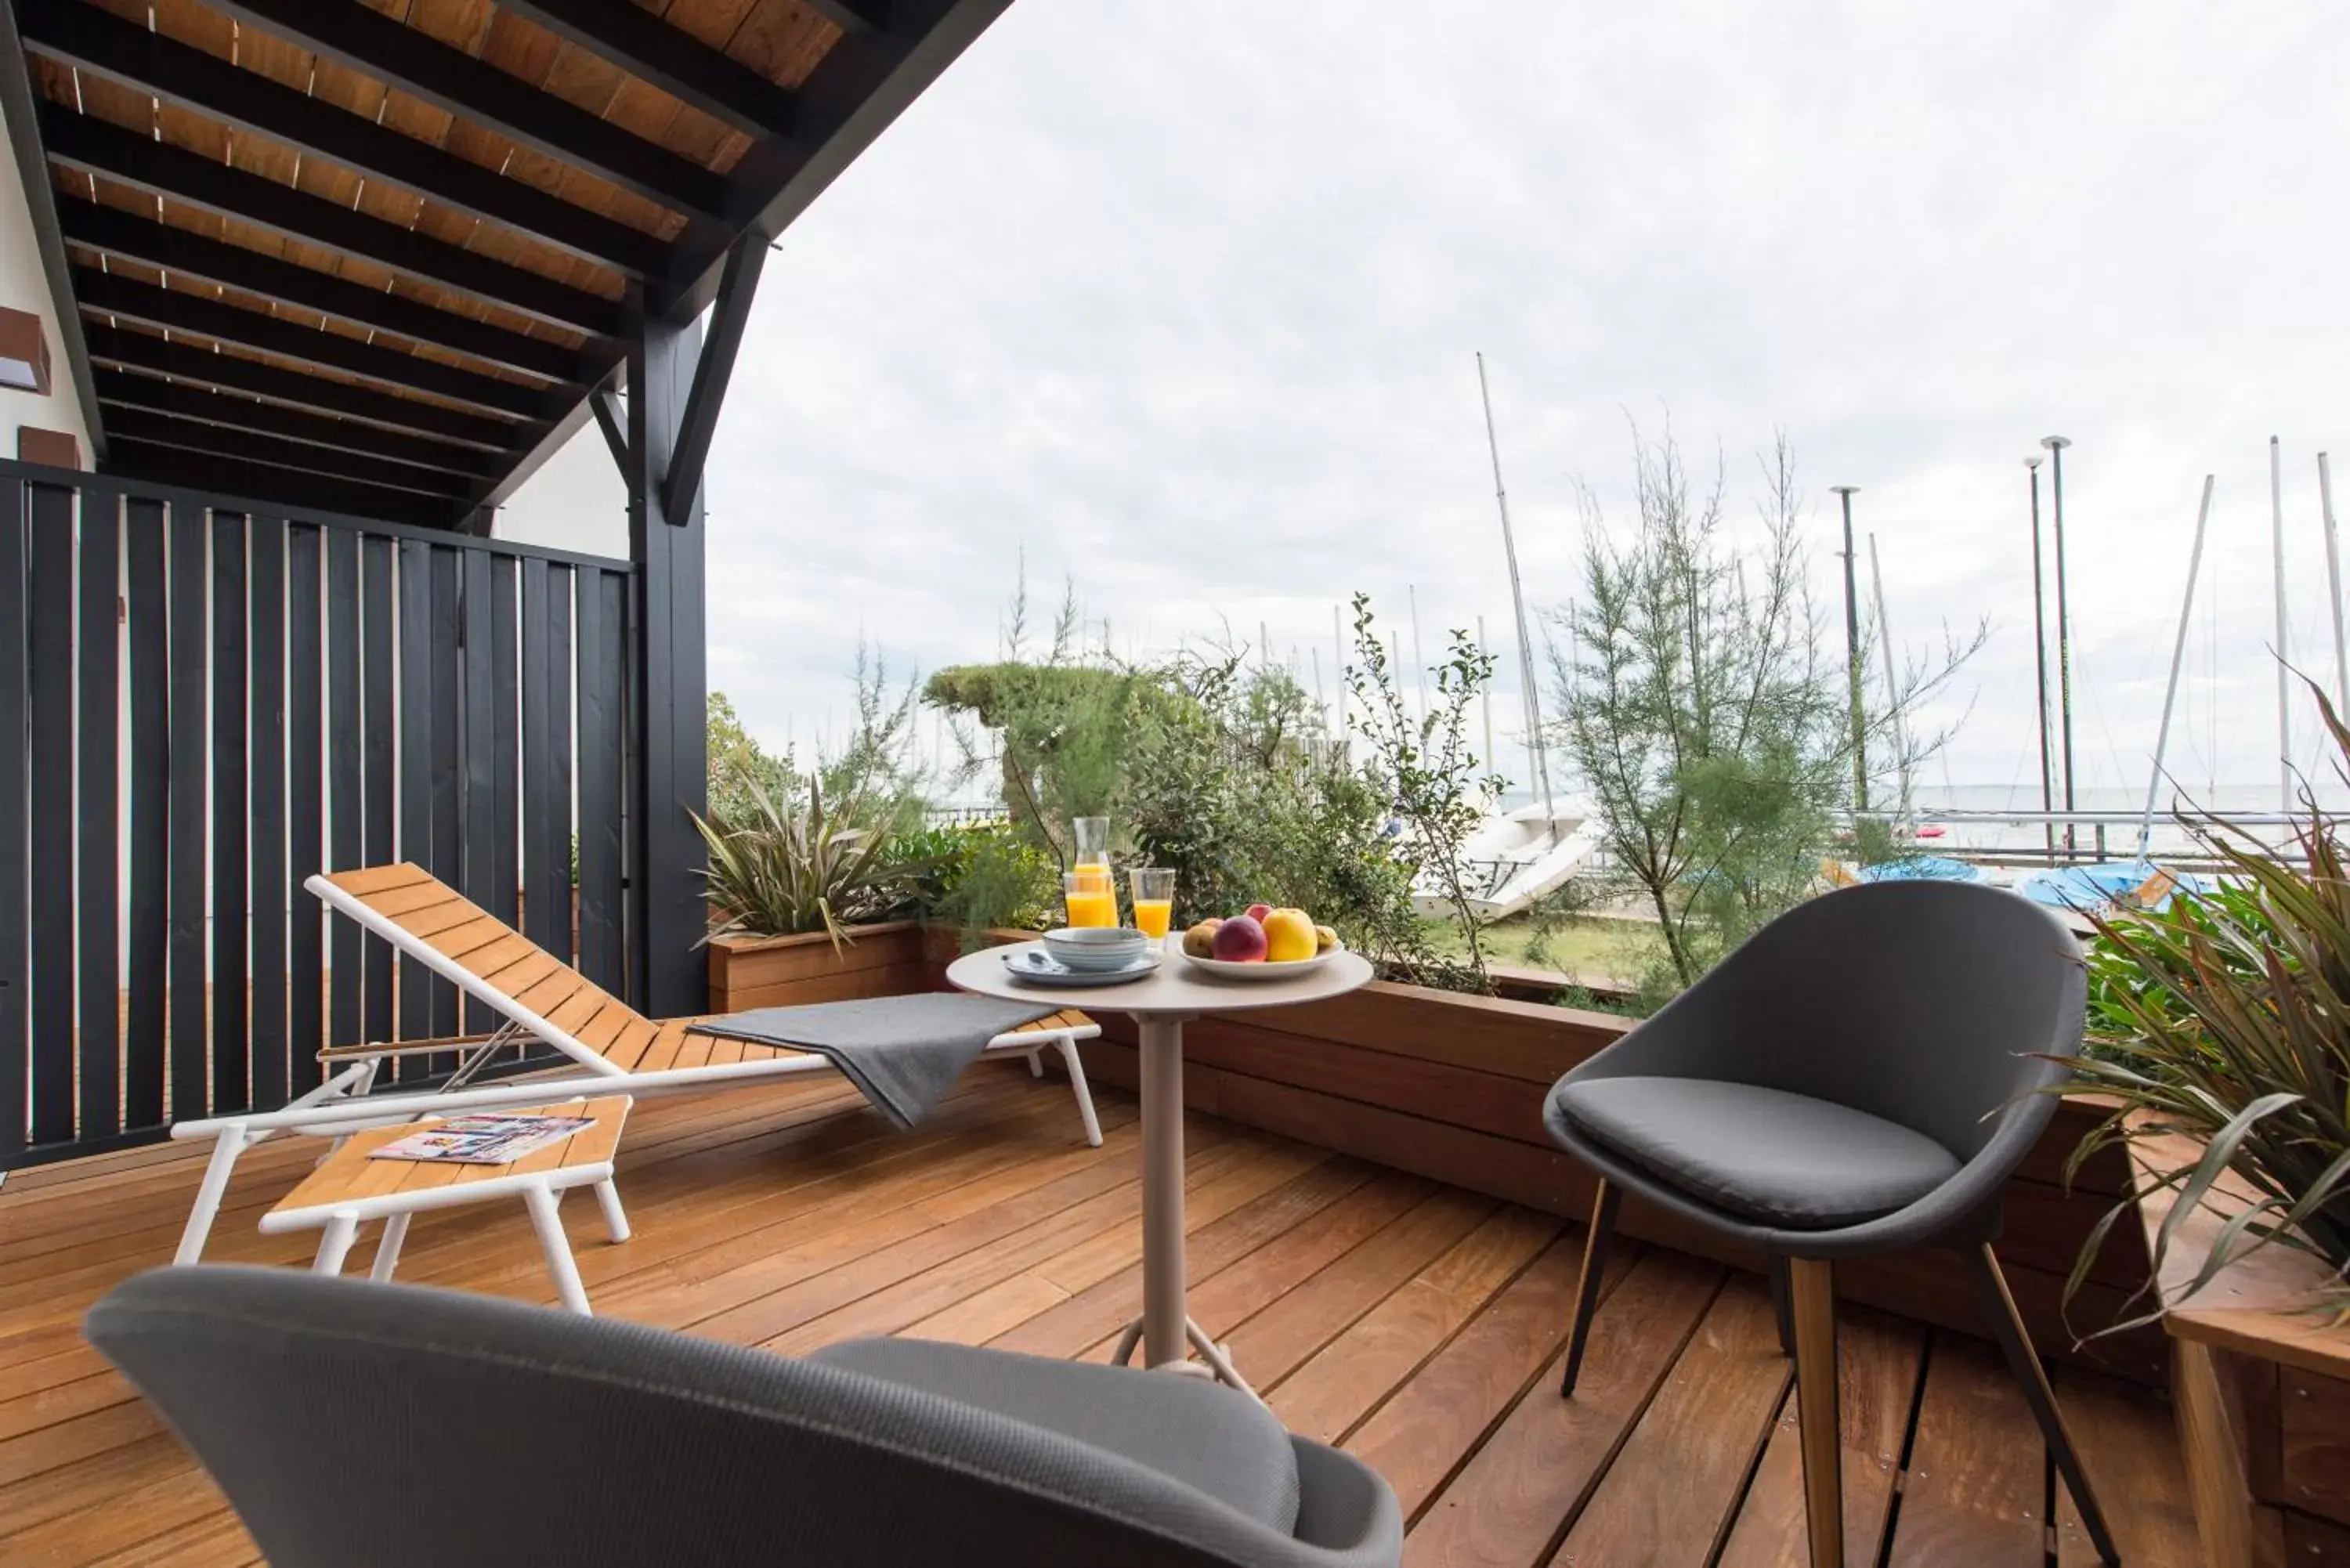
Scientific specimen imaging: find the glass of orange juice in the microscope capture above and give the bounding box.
[1130,868,1175,940]
[1063,869,1116,929]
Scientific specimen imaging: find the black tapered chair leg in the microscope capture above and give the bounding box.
[1559,1180,1622,1396]
[1770,1257,1797,1359]
[1962,1244,2120,1565]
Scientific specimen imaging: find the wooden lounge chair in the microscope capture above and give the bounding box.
[168,863,1101,1263]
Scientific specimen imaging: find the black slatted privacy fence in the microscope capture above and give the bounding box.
[0,461,639,1166]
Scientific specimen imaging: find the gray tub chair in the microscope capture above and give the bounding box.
[85,1266,1401,1568]
[1542,880,2116,1568]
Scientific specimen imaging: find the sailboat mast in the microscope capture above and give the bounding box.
[2272,435,2292,807]
[2141,475,2215,861]
[1474,352,1553,822]
[1832,486,1866,815]
[1408,585,1431,724]
[2042,435,2077,854]
[2323,451,2346,717]
[2026,457,2055,862]
[1867,535,1911,821]
[1332,603,1346,739]
[1477,613,1499,780]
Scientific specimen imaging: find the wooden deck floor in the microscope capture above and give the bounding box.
[0,1063,2200,1566]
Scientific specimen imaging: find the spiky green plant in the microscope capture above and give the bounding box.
[692,775,923,948]
[2060,682,2350,1335]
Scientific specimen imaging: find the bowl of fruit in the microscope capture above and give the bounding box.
[1177,905,1345,980]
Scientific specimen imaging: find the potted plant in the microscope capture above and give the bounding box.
[696,778,933,1011]
[2059,688,2350,1562]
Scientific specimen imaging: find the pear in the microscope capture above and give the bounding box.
[1314,923,1340,953]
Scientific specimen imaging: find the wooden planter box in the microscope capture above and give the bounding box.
[706,922,930,1012]
[1051,978,2163,1383]
[2132,1136,2350,1566]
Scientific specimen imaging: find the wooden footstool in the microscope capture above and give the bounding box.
[255,1097,632,1315]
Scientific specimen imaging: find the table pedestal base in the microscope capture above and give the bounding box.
[1109,1313,1259,1399]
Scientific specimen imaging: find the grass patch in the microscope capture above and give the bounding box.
[1417,914,1665,989]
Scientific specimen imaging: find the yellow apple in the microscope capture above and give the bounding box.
[1263,908,1318,963]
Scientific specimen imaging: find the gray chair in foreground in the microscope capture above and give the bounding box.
[1542,880,2117,1568]
[85,1266,1401,1568]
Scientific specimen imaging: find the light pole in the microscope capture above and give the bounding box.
[1831,486,1866,815]
[2041,436,2076,856]
[2026,456,2055,863]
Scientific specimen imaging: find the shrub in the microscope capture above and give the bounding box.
[890,819,1059,940]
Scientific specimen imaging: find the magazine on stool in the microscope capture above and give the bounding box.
[367,1113,596,1165]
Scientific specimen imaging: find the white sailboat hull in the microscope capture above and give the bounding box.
[1413,802,1605,921]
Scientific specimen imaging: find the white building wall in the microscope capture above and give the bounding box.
[493,421,629,559]
[0,141,89,461]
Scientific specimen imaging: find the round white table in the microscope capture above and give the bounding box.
[946,939,1374,1395]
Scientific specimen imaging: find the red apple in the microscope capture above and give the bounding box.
[1212,914,1269,962]
[1244,902,1274,924]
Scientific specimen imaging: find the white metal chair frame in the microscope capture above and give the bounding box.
[168,874,1103,1265]
[261,1115,632,1317]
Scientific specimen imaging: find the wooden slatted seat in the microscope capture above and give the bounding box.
[166,865,1102,1263]
[261,1095,634,1315]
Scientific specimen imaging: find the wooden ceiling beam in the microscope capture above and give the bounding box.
[74,266,562,424]
[493,0,800,143]
[660,232,764,523]
[206,0,735,228]
[104,437,465,528]
[92,370,504,479]
[17,0,668,280]
[40,107,627,339]
[802,0,896,34]
[84,323,526,451]
[56,196,597,384]
[98,405,484,501]
[652,0,1003,321]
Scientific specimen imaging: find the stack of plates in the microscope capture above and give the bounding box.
[1039,927,1154,972]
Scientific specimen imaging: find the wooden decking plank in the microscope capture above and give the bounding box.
[86,1510,259,1567]
[1272,1205,1559,1445]
[1401,1248,1724,1567]
[0,1396,164,1489]
[913,1142,1336,1348]
[0,1072,2211,1567]
[1232,1186,1499,1390]
[757,1133,1258,1357]
[657,1118,1173,1342]
[1347,1228,1625,1518]
[1715,1304,1926,1568]
[1886,1332,2048,1566]
[569,1085,1125,1315]
[402,1078,1061,1299]
[1550,1274,1795,1565]
[1085,1168,1437,1362]
[2052,1366,2200,1567]
[988,1155,1379,1359]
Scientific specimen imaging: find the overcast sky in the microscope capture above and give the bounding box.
[642,0,2350,806]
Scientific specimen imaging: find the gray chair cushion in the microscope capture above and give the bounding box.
[812,1336,1301,1535]
[1551,1076,1962,1230]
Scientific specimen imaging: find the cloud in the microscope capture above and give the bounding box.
[697,0,2350,803]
